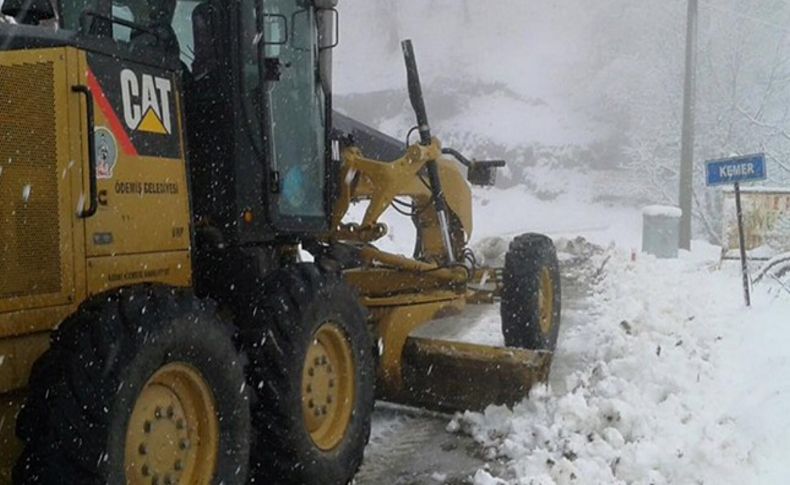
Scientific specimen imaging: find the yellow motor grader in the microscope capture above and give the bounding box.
[0,0,561,483]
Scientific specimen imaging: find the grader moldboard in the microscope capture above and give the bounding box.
[0,0,561,483]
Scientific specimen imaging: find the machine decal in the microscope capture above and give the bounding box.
[94,127,118,179]
[86,70,138,156]
[107,266,171,283]
[113,180,180,196]
[120,69,173,135]
[87,53,182,159]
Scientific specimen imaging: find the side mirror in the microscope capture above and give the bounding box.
[1,0,55,25]
[316,7,339,50]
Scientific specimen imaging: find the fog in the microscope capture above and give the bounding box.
[335,0,790,233]
[2,0,789,238]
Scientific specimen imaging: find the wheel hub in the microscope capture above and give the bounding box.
[538,267,555,335]
[302,323,355,451]
[125,363,218,485]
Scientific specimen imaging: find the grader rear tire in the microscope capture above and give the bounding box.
[501,233,562,350]
[240,264,374,485]
[13,287,250,485]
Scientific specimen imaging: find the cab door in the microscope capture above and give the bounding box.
[262,1,328,228]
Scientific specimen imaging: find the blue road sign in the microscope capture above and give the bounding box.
[705,153,767,187]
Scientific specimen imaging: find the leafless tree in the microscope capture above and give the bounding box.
[581,0,790,241]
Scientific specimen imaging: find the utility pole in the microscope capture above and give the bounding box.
[679,0,698,250]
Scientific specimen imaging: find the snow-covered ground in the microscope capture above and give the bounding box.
[351,181,789,484]
[453,244,790,485]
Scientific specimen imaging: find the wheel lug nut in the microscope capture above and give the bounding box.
[154,407,162,419]
[142,465,150,476]
[167,406,174,419]
[321,356,328,365]
[152,474,159,485]
[314,408,320,417]
[308,368,314,377]
[143,421,151,433]
[306,384,312,393]
[329,379,334,388]
[174,460,183,471]
[180,439,190,450]
[176,419,184,430]
[321,406,327,415]
[327,396,332,404]
[314,357,320,366]
[308,399,314,408]
[139,443,147,455]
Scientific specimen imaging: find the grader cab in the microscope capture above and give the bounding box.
[0,0,561,483]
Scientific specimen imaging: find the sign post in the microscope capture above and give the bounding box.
[705,153,768,307]
[733,182,750,306]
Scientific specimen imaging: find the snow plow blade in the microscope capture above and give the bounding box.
[385,337,552,413]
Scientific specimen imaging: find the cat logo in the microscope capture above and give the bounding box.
[120,69,173,135]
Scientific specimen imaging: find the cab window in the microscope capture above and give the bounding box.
[171,0,203,70]
[110,3,137,42]
[59,0,92,31]
[59,0,182,57]
[60,0,153,38]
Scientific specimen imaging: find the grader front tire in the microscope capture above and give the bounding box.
[241,264,375,485]
[501,233,562,351]
[13,287,250,485]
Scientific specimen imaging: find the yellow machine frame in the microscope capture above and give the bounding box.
[0,47,192,480]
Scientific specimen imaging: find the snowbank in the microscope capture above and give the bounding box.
[455,248,790,484]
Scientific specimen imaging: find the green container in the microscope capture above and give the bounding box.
[642,205,682,259]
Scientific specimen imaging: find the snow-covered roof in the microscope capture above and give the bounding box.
[642,205,682,218]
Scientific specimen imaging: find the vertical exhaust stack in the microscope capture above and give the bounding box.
[401,39,456,263]
[401,39,432,146]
